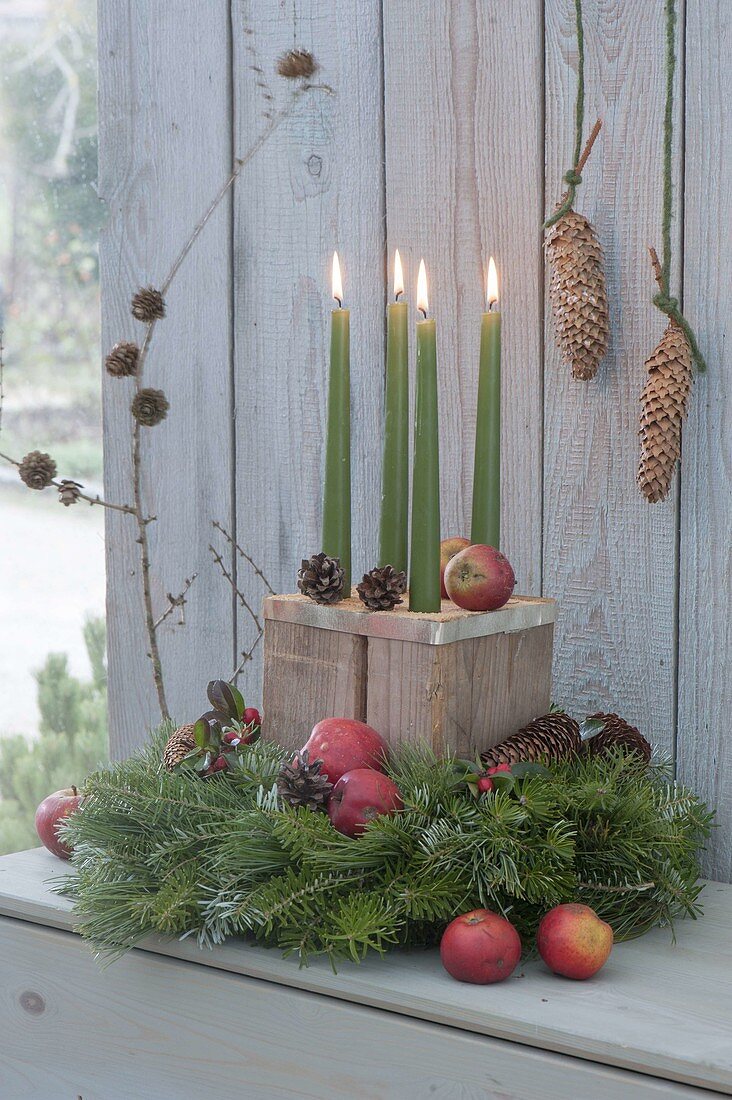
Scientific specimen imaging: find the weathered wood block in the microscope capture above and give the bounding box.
[263,594,556,755]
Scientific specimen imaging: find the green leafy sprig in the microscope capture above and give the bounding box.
[59,731,713,968]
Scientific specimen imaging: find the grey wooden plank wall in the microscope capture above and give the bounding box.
[99,1,731,880]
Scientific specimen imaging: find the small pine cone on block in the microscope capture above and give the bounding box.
[357,565,407,611]
[584,713,652,764]
[481,711,581,769]
[163,724,197,771]
[277,749,333,810]
[297,553,345,605]
[637,320,693,503]
[545,207,609,381]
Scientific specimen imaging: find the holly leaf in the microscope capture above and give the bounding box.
[207,680,241,720]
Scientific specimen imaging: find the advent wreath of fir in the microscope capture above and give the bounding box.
[58,723,712,967]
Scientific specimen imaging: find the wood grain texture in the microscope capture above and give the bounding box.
[231,1,386,705]
[99,2,234,755]
[382,1,544,595]
[3,918,708,1100]
[366,625,553,756]
[677,1,732,881]
[262,619,367,747]
[543,0,684,753]
[1,849,730,1095]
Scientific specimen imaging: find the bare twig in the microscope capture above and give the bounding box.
[576,118,602,174]
[208,544,262,632]
[0,448,138,516]
[230,631,264,683]
[648,245,665,292]
[127,78,331,718]
[153,573,198,631]
[212,519,275,593]
[159,82,333,298]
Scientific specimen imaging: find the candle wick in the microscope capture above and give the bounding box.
[395,290,403,302]
[334,295,342,308]
[418,307,427,320]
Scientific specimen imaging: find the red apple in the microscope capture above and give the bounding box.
[440,536,471,599]
[34,787,83,860]
[537,903,613,980]
[327,768,403,837]
[440,909,522,984]
[444,544,515,612]
[299,718,389,785]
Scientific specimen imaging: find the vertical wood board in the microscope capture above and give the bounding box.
[231,0,386,704]
[542,0,684,754]
[382,0,544,595]
[99,1,234,754]
[677,0,732,880]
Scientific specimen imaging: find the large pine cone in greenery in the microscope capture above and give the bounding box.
[584,713,652,764]
[297,553,345,605]
[163,724,197,771]
[481,712,581,769]
[277,750,333,810]
[357,565,407,611]
[637,320,693,503]
[545,208,609,381]
[18,451,57,490]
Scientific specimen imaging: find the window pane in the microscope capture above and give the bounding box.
[0,0,107,855]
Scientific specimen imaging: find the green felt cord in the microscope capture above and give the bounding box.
[653,0,706,372]
[544,0,586,228]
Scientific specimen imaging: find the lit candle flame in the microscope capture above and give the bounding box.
[332,251,343,306]
[417,258,428,316]
[394,249,404,299]
[486,256,499,308]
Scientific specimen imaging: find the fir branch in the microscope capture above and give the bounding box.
[60,734,713,966]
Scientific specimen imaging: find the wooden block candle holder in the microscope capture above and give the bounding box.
[263,594,556,757]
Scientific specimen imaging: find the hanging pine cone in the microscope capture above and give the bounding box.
[163,724,197,771]
[637,319,692,503]
[584,713,652,764]
[481,712,581,769]
[105,341,139,378]
[131,388,169,427]
[356,565,407,611]
[58,479,83,507]
[276,49,318,80]
[131,287,165,323]
[277,750,333,810]
[545,207,609,381]
[297,553,345,605]
[18,451,57,490]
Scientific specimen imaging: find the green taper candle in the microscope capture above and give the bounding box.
[322,251,351,588]
[379,249,409,572]
[471,257,501,547]
[409,259,441,612]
